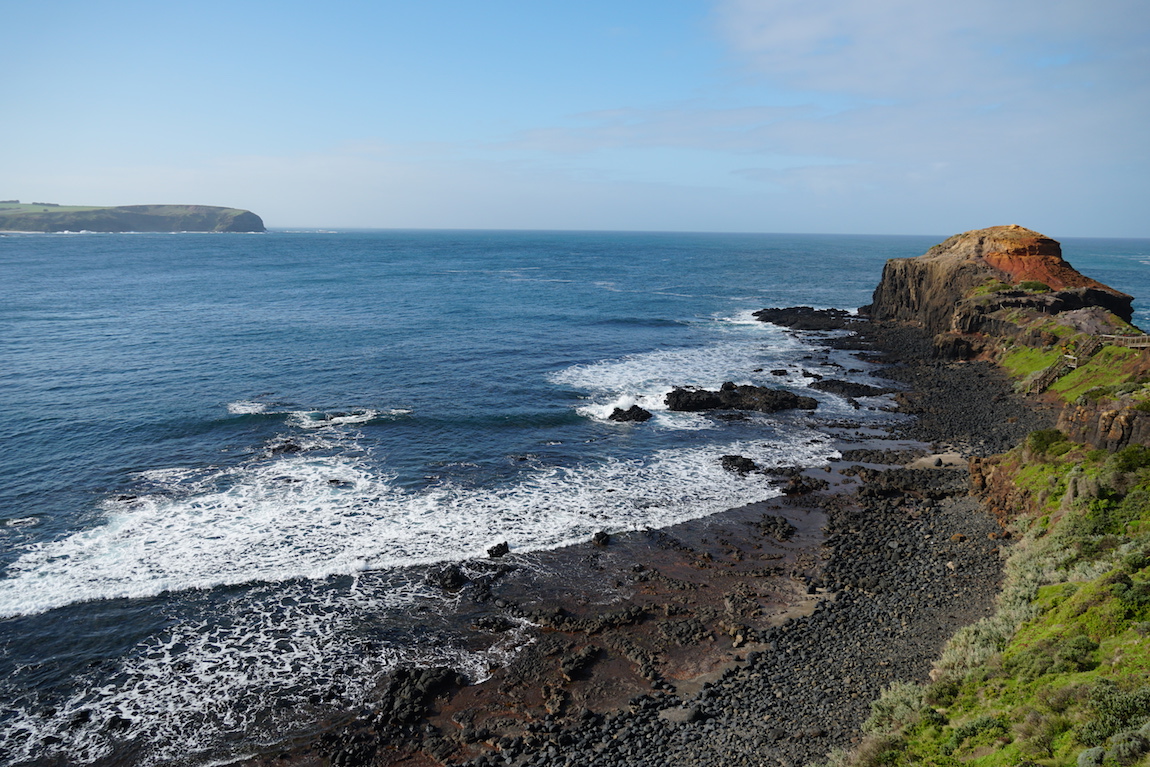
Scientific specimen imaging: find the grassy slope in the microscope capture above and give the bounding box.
[833,440,1150,767]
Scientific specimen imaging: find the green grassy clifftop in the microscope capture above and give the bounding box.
[0,202,265,232]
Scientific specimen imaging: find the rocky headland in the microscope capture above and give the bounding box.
[0,202,266,232]
[250,227,1150,767]
[865,225,1134,356]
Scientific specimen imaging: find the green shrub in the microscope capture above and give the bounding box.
[1070,495,1136,538]
[1108,445,1150,474]
[864,681,926,735]
[1054,634,1100,672]
[1005,635,1098,681]
[942,715,1010,755]
[1017,280,1052,293]
[1121,546,1150,572]
[1016,708,1072,758]
[1076,681,1150,746]
[1106,730,1150,765]
[1111,578,1150,615]
[1029,429,1071,457]
[1077,746,1106,766]
[1037,683,1089,713]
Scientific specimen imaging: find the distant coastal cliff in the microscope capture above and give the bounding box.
[0,202,266,233]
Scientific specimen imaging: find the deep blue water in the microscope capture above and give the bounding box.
[1,230,1147,765]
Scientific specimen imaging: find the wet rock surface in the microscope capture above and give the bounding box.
[808,379,893,398]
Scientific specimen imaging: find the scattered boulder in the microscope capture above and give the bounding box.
[754,514,797,541]
[752,306,856,330]
[592,530,611,547]
[559,646,600,681]
[473,615,517,632]
[426,563,468,592]
[659,706,706,724]
[778,473,830,495]
[488,541,510,558]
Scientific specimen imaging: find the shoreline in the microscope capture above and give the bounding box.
[242,314,1057,767]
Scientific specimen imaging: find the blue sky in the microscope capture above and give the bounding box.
[3,0,1147,235]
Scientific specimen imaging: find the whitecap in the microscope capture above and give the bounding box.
[3,517,38,528]
[227,400,268,415]
[288,409,381,429]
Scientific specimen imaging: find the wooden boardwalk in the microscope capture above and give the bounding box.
[1026,334,1148,394]
[1100,334,1150,349]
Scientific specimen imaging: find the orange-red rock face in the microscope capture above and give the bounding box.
[866,225,1133,335]
[976,226,1107,291]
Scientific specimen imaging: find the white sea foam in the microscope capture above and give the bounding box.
[3,517,39,528]
[0,424,834,764]
[288,409,402,428]
[0,428,832,620]
[0,575,532,766]
[550,320,812,427]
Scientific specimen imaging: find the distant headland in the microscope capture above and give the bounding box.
[0,201,266,233]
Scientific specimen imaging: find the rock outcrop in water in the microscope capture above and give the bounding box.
[666,382,817,413]
[864,225,1133,343]
[0,203,266,232]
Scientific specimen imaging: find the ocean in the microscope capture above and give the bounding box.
[2,229,1147,765]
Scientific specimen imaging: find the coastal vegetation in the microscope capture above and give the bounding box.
[823,439,1150,767]
[0,201,265,232]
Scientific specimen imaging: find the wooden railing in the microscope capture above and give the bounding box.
[1099,334,1150,348]
[1027,361,1071,394]
[1022,334,1149,395]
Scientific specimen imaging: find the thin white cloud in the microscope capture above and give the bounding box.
[713,0,1149,100]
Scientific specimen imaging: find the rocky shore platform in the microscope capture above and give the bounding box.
[251,313,1057,767]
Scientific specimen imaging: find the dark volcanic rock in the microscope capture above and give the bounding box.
[752,306,857,330]
[780,474,830,495]
[665,382,817,413]
[609,405,653,422]
[427,564,468,592]
[753,514,797,541]
[487,541,510,559]
[809,379,892,398]
[720,455,759,474]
